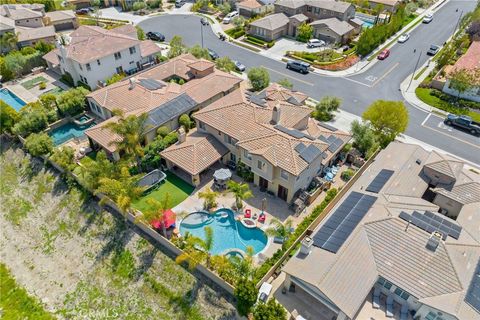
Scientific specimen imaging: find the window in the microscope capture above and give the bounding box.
[377,276,392,290]
[116,66,123,74]
[224,134,233,145]
[244,150,252,160]
[281,170,289,180]
[306,5,312,12]
[78,63,83,70]
[114,52,122,60]
[426,312,445,320]
[129,46,136,54]
[199,121,205,130]
[257,160,265,170]
[394,287,410,300]
[97,59,101,65]
[86,63,91,71]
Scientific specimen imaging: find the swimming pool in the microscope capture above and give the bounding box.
[48,120,96,145]
[179,208,268,256]
[0,88,26,111]
[362,20,375,28]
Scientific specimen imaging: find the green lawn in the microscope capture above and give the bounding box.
[21,76,47,90]
[416,88,480,122]
[0,264,55,320]
[132,172,194,212]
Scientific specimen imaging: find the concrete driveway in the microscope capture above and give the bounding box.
[99,7,149,24]
[266,37,330,60]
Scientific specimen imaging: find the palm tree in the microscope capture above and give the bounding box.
[231,246,255,280]
[176,226,214,269]
[227,180,253,210]
[0,32,18,52]
[141,193,172,237]
[265,218,293,249]
[105,110,151,168]
[198,188,219,210]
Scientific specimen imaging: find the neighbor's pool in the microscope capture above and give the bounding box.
[49,120,96,145]
[0,88,26,111]
[179,208,268,256]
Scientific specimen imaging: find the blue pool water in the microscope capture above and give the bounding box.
[0,88,26,111]
[49,121,96,145]
[180,208,268,255]
[362,20,374,28]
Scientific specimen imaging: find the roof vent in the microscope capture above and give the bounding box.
[129,77,136,90]
[426,231,443,252]
[300,236,313,255]
[416,158,422,165]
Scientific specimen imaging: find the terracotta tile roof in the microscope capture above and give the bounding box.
[17,25,55,42]
[0,4,43,20]
[250,13,289,31]
[140,53,197,81]
[110,24,137,38]
[139,40,162,58]
[180,70,242,104]
[187,59,215,72]
[238,0,263,9]
[306,118,351,161]
[161,131,229,175]
[42,47,60,65]
[448,41,480,85]
[262,83,308,105]
[45,10,76,22]
[85,117,122,153]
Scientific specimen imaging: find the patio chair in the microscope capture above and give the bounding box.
[258,213,266,223]
[400,303,408,320]
[244,209,251,218]
[372,287,381,309]
[386,295,394,318]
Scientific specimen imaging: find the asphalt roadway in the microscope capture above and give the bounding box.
[139,0,480,164]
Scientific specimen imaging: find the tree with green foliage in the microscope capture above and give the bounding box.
[0,32,18,53]
[135,25,146,40]
[0,101,20,134]
[362,100,409,147]
[50,146,76,171]
[34,41,55,54]
[106,73,126,85]
[313,96,341,121]
[265,218,293,249]
[218,2,231,15]
[449,68,474,99]
[296,22,314,42]
[232,16,246,28]
[188,44,211,59]
[4,51,26,78]
[248,67,270,91]
[105,111,150,167]
[235,278,258,316]
[132,1,146,11]
[277,78,293,89]
[156,126,170,137]
[147,0,162,8]
[141,193,172,237]
[12,108,49,136]
[24,133,53,157]
[198,188,219,210]
[405,2,417,16]
[178,113,192,132]
[168,35,186,58]
[350,120,379,158]
[75,150,116,190]
[215,56,235,72]
[253,298,287,320]
[227,180,253,209]
[176,226,214,268]
[56,87,89,116]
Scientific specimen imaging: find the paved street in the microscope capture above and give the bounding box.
[138,0,480,164]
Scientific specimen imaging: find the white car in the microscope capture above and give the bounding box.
[307,39,325,48]
[257,282,273,303]
[398,33,410,43]
[423,13,433,23]
[223,11,239,24]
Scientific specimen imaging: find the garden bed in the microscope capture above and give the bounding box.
[225,27,245,39]
[21,76,47,90]
[244,35,275,48]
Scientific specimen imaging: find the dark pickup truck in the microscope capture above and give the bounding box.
[444,114,480,136]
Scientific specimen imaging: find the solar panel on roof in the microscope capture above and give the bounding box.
[398,211,462,240]
[327,135,337,143]
[313,191,377,253]
[465,259,480,313]
[249,94,266,107]
[146,93,197,127]
[365,169,395,193]
[318,135,329,143]
[299,144,322,163]
[139,78,165,90]
[274,125,315,140]
[294,143,306,153]
[316,122,338,132]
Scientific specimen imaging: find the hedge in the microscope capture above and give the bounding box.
[253,188,338,283]
[225,27,245,39]
[244,35,275,48]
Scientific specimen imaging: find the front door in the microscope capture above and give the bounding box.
[278,184,288,201]
[259,176,268,191]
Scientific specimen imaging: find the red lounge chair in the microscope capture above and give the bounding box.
[244,209,251,218]
[258,214,266,223]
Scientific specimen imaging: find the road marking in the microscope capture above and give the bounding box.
[372,62,399,87]
[422,124,480,150]
[261,66,314,86]
[421,113,431,126]
[342,76,372,87]
[365,75,378,82]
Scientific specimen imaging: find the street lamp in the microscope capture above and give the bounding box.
[200,21,204,48]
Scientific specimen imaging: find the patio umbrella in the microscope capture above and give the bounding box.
[213,168,232,181]
[151,209,176,230]
[325,172,334,181]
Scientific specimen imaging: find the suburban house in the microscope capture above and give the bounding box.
[43,24,162,89]
[0,4,77,49]
[236,0,274,17]
[367,0,402,12]
[161,84,351,201]
[282,142,480,320]
[83,54,242,160]
[442,40,480,102]
[248,0,360,43]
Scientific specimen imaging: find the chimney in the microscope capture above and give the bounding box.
[177,126,186,143]
[426,231,443,252]
[300,236,313,255]
[272,104,281,125]
[129,77,136,90]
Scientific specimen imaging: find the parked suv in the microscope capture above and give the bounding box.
[307,39,325,48]
[223,11,239,24]
[175,0,185,8]
[286,60,310,74]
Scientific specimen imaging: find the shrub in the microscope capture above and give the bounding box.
[225,27,245,39]
[60,73,74,86]
[24,133,54,156]
[341,168,355,181]
[147,0,161,8]
[106,73,125,85]
[56,87,89,116]
[13,108,49,137]
[296,22,313,42]
[178,114,192,132]
[132,1,146,11]
[156,126,170,137]
[0,101,20,134]
[247,67,270,91]
[235,279,258,316]
[21,47,36,55]
[50,146,76,171]
[39,81,47,90]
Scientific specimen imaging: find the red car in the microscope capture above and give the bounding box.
[377,49,390,60]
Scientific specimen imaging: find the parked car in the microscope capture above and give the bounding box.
[233,60,246,72]
[286,60,310,74]
[75,8,90,14]
[307,39,325,48]
[423,13,433,23]
[146,31,165,42]
[257,282,273,303]
[223,11,239,24]
[398,33,410,43]
[444,114,480,136]
[377,49,390,60]
[208,48,219,60]
[427,44,440,56]
[175,0,185,8]
[201,17,209,26]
